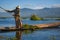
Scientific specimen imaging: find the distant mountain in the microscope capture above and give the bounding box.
[0,7,60,18]
[0,12,13,17]
[37,7,60,18]
[20,7,60,18]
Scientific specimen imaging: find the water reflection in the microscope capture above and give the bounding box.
[16,30,33,40]
[16,31,22,40]
[0,31,23,40]
[0,29,60,40]
[0,30,34,40]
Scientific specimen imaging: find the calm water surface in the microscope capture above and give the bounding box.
[0,18,60,27]
[0,18,60,40]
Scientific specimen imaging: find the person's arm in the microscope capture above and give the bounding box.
[5,10,15,13]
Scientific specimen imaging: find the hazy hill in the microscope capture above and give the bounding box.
[0,7,60,18]
[20,7,60,18]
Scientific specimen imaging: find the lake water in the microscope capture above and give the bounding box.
[0,18,60,40]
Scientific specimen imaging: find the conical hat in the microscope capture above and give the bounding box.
[16,5,20,8]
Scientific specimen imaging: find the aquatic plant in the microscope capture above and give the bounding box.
[30,14,43,20]
[50,35,56,40]
[6,37,17,40]
[56,18,60,20]
[22,24,39,30]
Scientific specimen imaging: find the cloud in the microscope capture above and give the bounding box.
[21,4,45,9]
[30,5,45,9]
[51,4,60,8]
[31,6,44,9]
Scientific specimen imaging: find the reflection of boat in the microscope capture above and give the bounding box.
[0,36,9,40]
[16,31,22,40]
[0,17,7,19]
[0,31,22,40]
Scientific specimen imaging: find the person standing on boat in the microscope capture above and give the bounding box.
[0,6,22,29]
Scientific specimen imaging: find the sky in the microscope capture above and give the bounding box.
[0,0,60,11]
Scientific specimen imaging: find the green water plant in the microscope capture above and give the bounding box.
[6,37,17,40]
[30,14,43,21]
[22,24,39,30]
[56,18,60,20]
